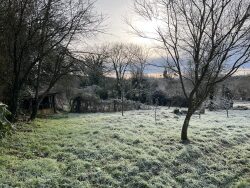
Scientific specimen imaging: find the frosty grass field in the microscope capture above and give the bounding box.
[0,107,249,188]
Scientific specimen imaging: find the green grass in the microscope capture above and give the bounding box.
[0,108,249,187]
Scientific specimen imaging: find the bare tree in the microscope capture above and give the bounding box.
[0,0,103,120]
[129,46,149,81]
[129,45,150,103]
[77,45,110,86]
[132,0,250,141]
[31,0,104,120]
[108,43,134,116]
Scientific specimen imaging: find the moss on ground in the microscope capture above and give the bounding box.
[0,108,249,187]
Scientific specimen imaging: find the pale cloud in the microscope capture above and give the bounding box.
[92,0,134,44]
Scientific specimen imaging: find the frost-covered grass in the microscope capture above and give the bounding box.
[0,108,249,188]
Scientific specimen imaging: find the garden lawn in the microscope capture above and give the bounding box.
[0,108,249,188]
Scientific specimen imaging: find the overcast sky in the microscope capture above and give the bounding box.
[83,0,157,47]
[81,0,250,74]
[91,0,135,44]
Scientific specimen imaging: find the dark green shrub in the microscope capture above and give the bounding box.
[152,90,168,106]
[0,103,13,139]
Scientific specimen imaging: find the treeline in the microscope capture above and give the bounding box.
[50,43,189,114]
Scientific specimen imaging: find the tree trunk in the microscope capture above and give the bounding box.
[30,60,42,120]
[121,90,124,116]
[30,100,39,120]
[155,99,158,124]
[9,89,19,121]
[9,81,20,122]
[116,82,122,99]
[181,109,193,141]
[53,95,56,113]
[30,86,41,120]
[154,105,157,124]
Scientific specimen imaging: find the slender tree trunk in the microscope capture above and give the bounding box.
[30,89,41,120]
[181,107,193,141]
[30,104,38,120]
[121,90,124,116]
[9,76,21,121]
[155,99,158,124]
[53,95,56,113]
[154,105,157,124]
[117,87,122,99]
[30,100,39,120]
[30,61,42,120]
[9,86,20,122]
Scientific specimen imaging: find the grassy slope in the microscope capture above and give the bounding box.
[0,108,249,188]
